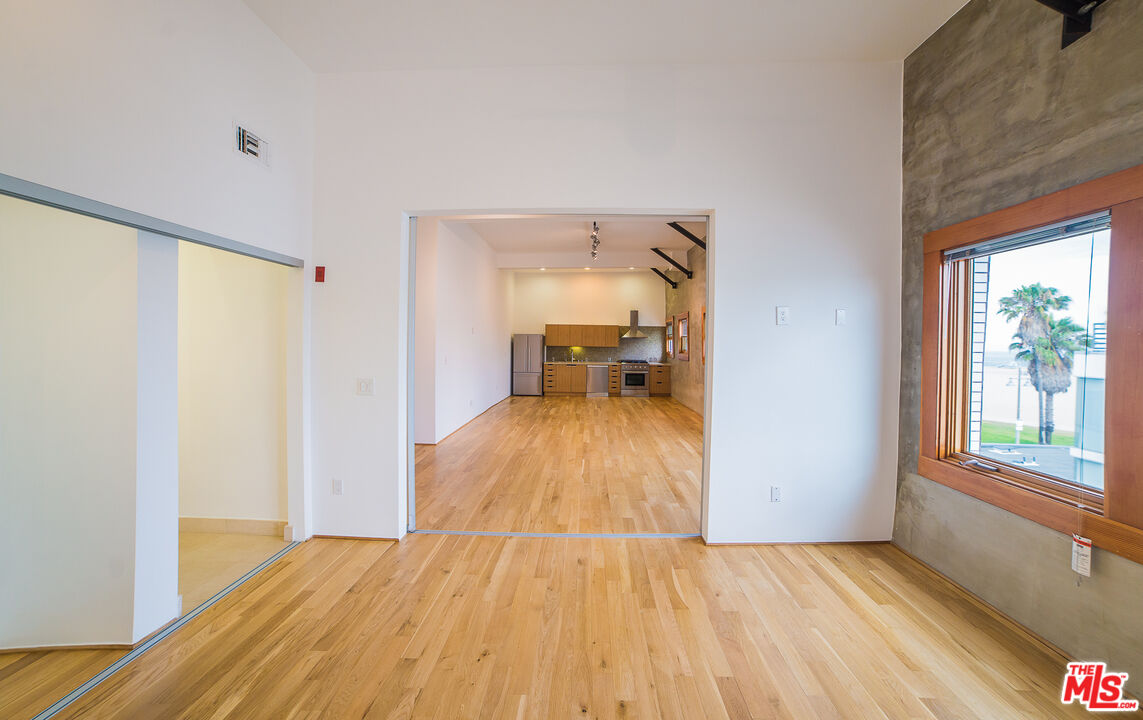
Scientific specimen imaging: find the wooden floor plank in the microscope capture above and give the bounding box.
[415,396,703,534]
[1,535,1091,719]
[0,531,295,720]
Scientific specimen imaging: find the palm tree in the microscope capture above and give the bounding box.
[997,284,1071,444]
[1039,317,1091,443]
[1008,315,1091,444]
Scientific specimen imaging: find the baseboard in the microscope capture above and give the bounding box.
[1,616,178,655]
[180,516,286,537]
[312,534,400,541]
[888,543,1073,661]
[431,395,511,445]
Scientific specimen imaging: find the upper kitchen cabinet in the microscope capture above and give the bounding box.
[544,324,619,347]
[568,325,584,347]
[594,325,620,347]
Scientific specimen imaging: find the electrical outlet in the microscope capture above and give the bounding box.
[332,477,343,495]
[776,306,791,326]
[770,486,782,502]
[356,378,375,396]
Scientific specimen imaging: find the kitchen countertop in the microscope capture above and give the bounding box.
[543,361,668,365]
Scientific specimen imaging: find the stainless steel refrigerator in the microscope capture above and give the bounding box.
[512,333,544,395]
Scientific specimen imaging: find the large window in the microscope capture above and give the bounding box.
[960,218,1109,493]
[920,164,1143,564]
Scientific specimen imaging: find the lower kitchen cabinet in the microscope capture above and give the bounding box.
[544,363,587,394]
[608,363,620,395]
[650,365,671,396]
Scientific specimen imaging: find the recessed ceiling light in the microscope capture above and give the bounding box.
[539,267,546,271]
[583,267,590,270]
[628,266,635,270]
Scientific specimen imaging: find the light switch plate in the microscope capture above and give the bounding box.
[356,378,375,396]
[836,309,847,326]
[776,306,791,326]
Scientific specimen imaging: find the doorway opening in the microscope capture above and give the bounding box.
[175,240,292,614]
[406,212,712,537]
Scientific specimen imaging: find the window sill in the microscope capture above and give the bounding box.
[917,455,1143,565]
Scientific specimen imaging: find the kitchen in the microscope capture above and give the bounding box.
[512,311,672,398]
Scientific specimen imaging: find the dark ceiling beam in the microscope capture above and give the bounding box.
[667,221,706,250]
[650,247,693,279]
[1032,0,1108,48]
[651,267,678,289]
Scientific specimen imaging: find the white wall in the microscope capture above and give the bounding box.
[312,62,903,542]
[133,231,180,641]
[1,0,316,540]
[0,198,179,648]
[0,0,314,262]
[511,271,666,334]
[179,241,289,523]
[413,220,513,444]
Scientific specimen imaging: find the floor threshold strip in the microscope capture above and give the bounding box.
[412,529,701,539]
[32,541,300,720]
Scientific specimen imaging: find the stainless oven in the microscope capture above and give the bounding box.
[620,362,649,396]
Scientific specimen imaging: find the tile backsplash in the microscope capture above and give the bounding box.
[545,326,665,362]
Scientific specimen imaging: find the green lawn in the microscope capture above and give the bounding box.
[980,420,1074,447]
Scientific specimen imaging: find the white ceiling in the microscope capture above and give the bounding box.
[242,0,970,74]
[444,216,706,269]
[463,217,702,253]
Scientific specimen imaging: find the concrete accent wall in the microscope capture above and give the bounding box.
[896,0,1143,691]
[665,245,707,415]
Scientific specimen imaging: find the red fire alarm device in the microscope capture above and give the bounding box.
[315,266,326,283]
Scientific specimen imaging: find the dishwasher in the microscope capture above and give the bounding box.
[586,364,609,397]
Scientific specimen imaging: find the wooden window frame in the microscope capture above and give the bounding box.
[676,312,690,361]
[666,315,674,358]
[921,163,1143,565]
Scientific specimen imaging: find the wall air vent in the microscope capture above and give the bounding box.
[235,124,270,167]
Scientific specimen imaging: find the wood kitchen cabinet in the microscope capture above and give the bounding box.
[544,363,587,394]
[544,324,619,348]
[650,365,671,396]
[608,363,620,395]
[545,324,567,346]
[543,363,557,393]
[569,364,587,393]
[568,325,585,347]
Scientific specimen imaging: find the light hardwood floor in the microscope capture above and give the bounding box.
[7,534,1092,719]
[0,532,289,720]
[178,532,292,611]
[416,396,703,533]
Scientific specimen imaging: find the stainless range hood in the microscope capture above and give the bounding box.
[621,310,648,339]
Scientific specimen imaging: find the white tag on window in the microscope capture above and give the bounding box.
[1071,534,1092,577]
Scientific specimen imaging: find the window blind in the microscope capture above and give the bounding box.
[943,210,1111,262]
